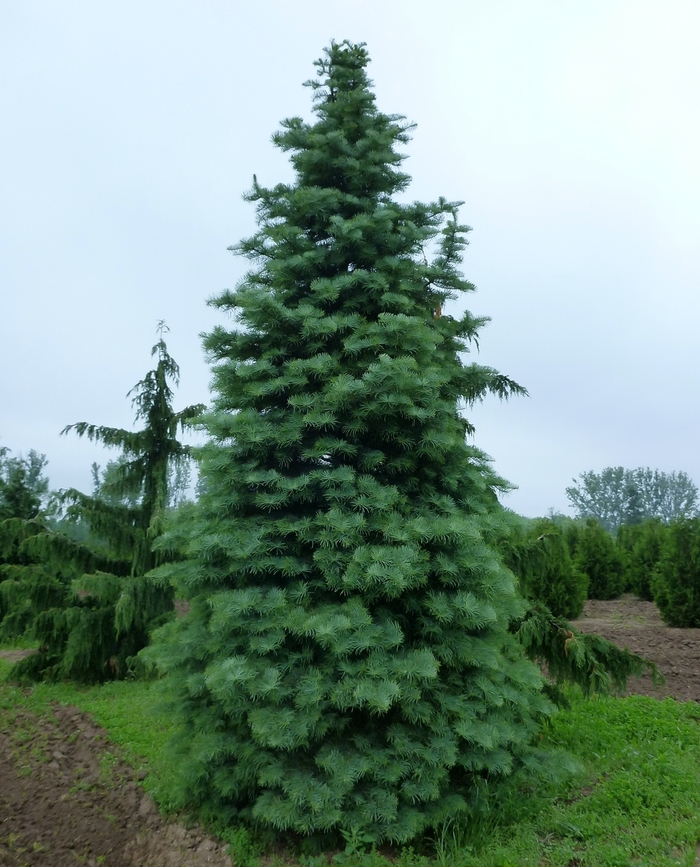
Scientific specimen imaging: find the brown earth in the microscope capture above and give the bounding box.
[0,700,232,867]
[571,594,700,703]
[1,595,698,865]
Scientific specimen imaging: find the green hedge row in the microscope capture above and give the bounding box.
[503,514,700,628]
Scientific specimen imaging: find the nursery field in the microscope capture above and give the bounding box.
[2,596,700,867]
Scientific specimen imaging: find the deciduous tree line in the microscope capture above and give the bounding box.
[566,467,698,532]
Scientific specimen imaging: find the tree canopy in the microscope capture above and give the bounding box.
[566,467,699,533]
[0,449,50,521]
[61,322,205,574]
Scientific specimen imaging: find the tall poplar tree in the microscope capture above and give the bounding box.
[149,42,557,846]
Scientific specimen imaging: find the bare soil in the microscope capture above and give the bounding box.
[0,700,231,867]
[571,594,700,702]
[1,594,698,865]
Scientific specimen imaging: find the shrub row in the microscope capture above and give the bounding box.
[502,514,700,628]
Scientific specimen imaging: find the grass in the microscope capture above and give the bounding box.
[1,655,700,866]
[447,692,700,866]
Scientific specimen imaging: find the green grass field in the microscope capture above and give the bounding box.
[1,654,699,867]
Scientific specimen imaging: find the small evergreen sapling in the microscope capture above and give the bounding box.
[148,42,561,846]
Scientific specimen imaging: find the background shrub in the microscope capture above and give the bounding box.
[651,518,700,626]
[616,519,667,601]
[500,517,588,619]
[570,518,625,600]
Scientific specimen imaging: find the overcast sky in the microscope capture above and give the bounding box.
[2,1,699,517]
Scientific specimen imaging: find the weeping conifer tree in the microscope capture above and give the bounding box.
[148,42,561,846]
[61,323,203,575]
[8,326,204,681]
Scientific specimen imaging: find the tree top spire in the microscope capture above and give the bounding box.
[306,40,373,103]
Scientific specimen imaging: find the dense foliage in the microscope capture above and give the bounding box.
[514,601,658,701]
[60,324,204,570]
[0,452,55,640]
[617,519,666,601]
[147,42,563,847]
[651,518,700,627]
[565,519,625,601]
[500,517,588,619]
[0,449,50,522]
[566,467,698,533]
[0,520,64,641]
[497,518,655,702]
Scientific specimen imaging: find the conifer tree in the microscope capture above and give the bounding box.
[61,322,203,571]
[617,519,666,601]
[570,518,625,600]
[651,518,700,626]
[148,42,559,846]
[0,452,55,639]
[4,327,204,681]
[500,517,588,619]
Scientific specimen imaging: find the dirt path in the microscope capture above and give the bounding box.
[571,594,700,703]
[0,702,231,867]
